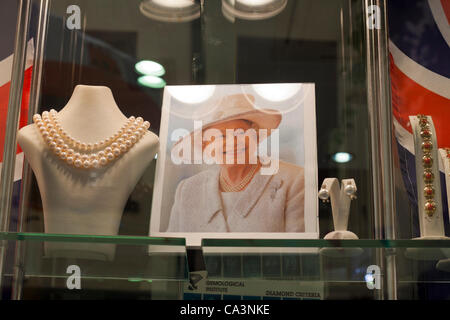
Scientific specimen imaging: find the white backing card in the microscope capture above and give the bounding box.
[149,83,318,251]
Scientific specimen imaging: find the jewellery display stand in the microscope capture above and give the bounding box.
[436,148,450,272]
[318,178,363,257]
[17,85,159,261]
[405,116,448,261]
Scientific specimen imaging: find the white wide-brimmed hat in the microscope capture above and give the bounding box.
[172,93,282,149]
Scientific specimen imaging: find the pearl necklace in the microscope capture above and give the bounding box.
[219,164,259,192]
[33,109,150,169]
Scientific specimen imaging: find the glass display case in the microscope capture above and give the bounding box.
[0,0,449,300]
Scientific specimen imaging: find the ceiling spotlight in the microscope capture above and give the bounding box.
[138,75,166,89]
[332,152,353,164]
[135,60,165,76]
[222,0,287,21]
[139,0,201,23]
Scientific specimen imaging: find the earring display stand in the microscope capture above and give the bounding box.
[436,148,450,272]
[405,116,448,261]
[318,178,363,257]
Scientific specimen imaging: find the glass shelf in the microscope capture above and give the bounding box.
[1,235,448,299]
[0,232,189,299]
[0,231,186,246]
[202,238,450,248]
[2,232,449,248]
[200,238,450,300]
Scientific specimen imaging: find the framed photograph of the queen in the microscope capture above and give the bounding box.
[149,83,318,246]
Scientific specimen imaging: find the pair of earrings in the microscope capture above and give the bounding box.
[318,182,357,203]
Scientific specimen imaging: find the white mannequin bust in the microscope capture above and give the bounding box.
[17,85,159,261]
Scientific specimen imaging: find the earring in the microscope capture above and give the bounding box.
[344,183,357,200]
[344,182,356,200]
[318,185,330,203]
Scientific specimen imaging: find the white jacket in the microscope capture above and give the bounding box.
[167,161,305,232]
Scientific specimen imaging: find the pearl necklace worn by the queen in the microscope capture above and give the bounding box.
[219,164,259,192]
[33,109,150,169]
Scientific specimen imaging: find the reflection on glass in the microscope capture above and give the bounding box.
[167,85,216,104]
[252,83,301,102]
[221,0,287,21]
[135,60,166,76]
[139,0,201,23]
[138,75,166,88]
[332,152,353,164]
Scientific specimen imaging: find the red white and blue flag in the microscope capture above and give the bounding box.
[0,0,34,235]
[388,0,450,236]
[0,0,34,184]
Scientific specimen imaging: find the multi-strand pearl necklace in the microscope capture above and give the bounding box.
[33,109,150,169]
[417,114,436,218]
[219,164,259,192]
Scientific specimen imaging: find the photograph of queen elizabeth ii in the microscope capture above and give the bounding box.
[149,83,318,242]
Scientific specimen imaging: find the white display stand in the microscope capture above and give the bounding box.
[436,148,450,272]
[318,178,363,257]
[405,116,448,261]
[17,85,159,261]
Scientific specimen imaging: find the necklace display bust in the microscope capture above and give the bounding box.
[17,85,159,261]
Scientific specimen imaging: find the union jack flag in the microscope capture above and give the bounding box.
[388,0,450,237]
[0,0,34,230]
